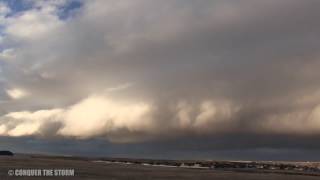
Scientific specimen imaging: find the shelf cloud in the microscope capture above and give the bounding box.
[1,0,320,155]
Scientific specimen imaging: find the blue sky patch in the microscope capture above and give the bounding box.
[0,0,83,19]
[58,0,82,20]
[0,0,32,16]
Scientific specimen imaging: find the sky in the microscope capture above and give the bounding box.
[0,0,320,161]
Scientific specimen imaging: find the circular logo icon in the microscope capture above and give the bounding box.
[8,170,14,176]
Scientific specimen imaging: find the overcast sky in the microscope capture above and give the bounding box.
[1,0,320,160]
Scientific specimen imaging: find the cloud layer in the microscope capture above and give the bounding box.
[1,0,320,149]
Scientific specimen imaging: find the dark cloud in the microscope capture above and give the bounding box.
[1,0,320,160]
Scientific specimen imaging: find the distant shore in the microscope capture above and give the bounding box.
[0,154,319,180]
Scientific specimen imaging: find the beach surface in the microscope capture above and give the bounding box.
[0,155,319,180]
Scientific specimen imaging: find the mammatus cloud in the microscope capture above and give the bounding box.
[0,0,320,148]
[1,93,320,142]
[0,95,151,141]
[0,94,236,142]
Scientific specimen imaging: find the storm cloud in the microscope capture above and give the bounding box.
[1,0,320,155]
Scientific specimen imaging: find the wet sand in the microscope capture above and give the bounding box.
[0,155,319,180]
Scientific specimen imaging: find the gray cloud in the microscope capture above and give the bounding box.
[1,0,320,156]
